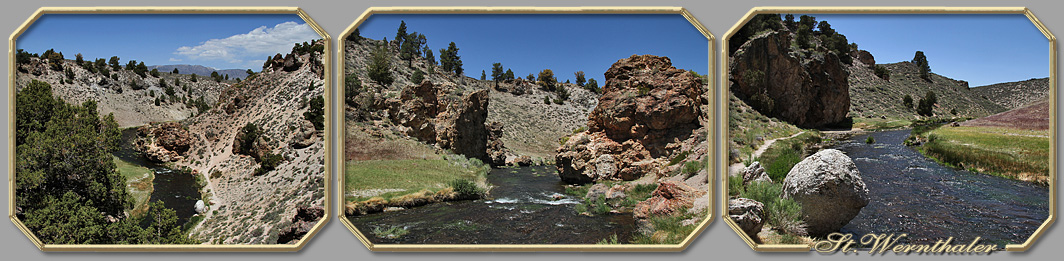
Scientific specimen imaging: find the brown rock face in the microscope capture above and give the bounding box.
[634,181,694,219]
[276,206,324,244]
[133,122,193,162]
[436,90,491,163]
[556,55,705,183]
[851,49,875,65]
[390,81,440,142]
[730,32,850,128]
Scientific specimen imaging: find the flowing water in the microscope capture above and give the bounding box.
[346,165,635,244]
[114,128,200,224]
[834,129,1048,246]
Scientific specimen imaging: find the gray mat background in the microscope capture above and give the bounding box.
[1,0,1059,258]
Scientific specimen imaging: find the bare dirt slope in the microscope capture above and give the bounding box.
[961,100,1050,130]
[848,61,1006,120]
[179,41,327,244]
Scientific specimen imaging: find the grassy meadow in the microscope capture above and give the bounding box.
[920,126,1050,184]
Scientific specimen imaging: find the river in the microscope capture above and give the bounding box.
[833,129,1048,246]
[346,165,635,244]
[114,128,201,224]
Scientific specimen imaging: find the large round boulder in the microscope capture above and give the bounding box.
[782,149,869,237]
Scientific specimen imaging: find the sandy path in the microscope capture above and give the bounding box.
[728,131,806,176]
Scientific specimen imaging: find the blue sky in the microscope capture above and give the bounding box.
[357,14,709,83]
[17,14,322,71]
[798,14,1049,87]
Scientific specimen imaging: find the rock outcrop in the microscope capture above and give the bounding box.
[133,122,193,162]
[741,161,772,185]
[728,198,766,239]
[556,55,706,183]
[276,206,324,244]
[383,81,513,166]
[851,49,875,66]
[782,149,869,237]
[729,31,850,128]
[435,90,491,163]
[634,181,695,218]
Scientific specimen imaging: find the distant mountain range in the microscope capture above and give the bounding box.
[148,64,251,80]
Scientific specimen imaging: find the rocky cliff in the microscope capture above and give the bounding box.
[729,31,851,128]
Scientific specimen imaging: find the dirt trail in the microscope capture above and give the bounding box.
[728,131,806,176]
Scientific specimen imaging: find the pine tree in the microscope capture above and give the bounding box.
[912,51,932,81]
[367,43,394,86]
[491,63,504,87]
[574,71,586,87]
[395,21,408,47]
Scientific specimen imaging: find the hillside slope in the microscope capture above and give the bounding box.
[961,100,1050,130]
[16,58,227,128]
[179,40,327,244]
[847,61,1007,120]
[969,77,1050,110]
[344,36,599,161]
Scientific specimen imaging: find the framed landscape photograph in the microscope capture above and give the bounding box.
[338,7,712,251]
[9,7,330,251]
[721,7,1055,252]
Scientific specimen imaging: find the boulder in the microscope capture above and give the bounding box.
[851,49,875,65]
[730,32,850,128]
[282,53,301,72]
[741,161,772,184]
[782,149,869,237]
[289,119,318,149]
[194,200,207,214]
[728,198,766,239]
[634,181,694,219]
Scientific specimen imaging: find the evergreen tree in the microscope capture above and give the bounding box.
[424,47,435,70]
[916,91,937,116]
[109,56,121,71]
[527,73,535,81]
[574,71,586,87]
[411,70,425,84]
[491,63,504,87]
[304,95,325,131]
[912,51,932,81]
[504,69,514,80]
[395,21,408,47]
[172,68,179,74]
[367,43,394,86]
[538,69,556,91]
[75,53,84,65]
[480,70,486,81]
[438,42,463,77]
[150,68,160,77]
[902,94,914,110]
[586,78,600,94]
[347,28,360,43]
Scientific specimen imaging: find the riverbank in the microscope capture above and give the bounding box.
[115,155,154,217]
[915,125,1049,184]
[344,155,490,215]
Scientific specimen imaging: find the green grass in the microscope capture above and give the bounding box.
[631,207,703,244]
[114,156,153,216]
[733,180,806,238]
[371,225,409,239]
[345,156,489,202]
[920,126,1049,183]
[853,117,912,130]
[759,131,820,182]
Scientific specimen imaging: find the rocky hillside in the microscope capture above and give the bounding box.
[175,39,327,244]
[847,61,1006,120]
[16,56,227,128]
[969,77,1050,110]
[344,36,599,163]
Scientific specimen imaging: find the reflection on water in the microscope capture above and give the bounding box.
[117,128,200,224]
[834,129,1048,246]
[347,165,635,244]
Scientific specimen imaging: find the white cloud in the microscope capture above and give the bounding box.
[168,57,182,62]
[173,21,318,67]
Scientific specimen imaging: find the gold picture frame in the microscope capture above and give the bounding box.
[7,6,332,252]
[336,6,714,252]
[718,6,1056,252]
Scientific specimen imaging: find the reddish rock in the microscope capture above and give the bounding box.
[634,181,694,219]
[277,206,324,244]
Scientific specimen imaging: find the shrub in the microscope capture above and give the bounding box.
[866,136,875,144]
[448,179,483,200]
[411,70,425,84]
[873,65,890,80]
[303,95,325,131]
[254,153,284,175]
[150,68,160,77]
[902,94,913,110]
[765,148,801,182]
